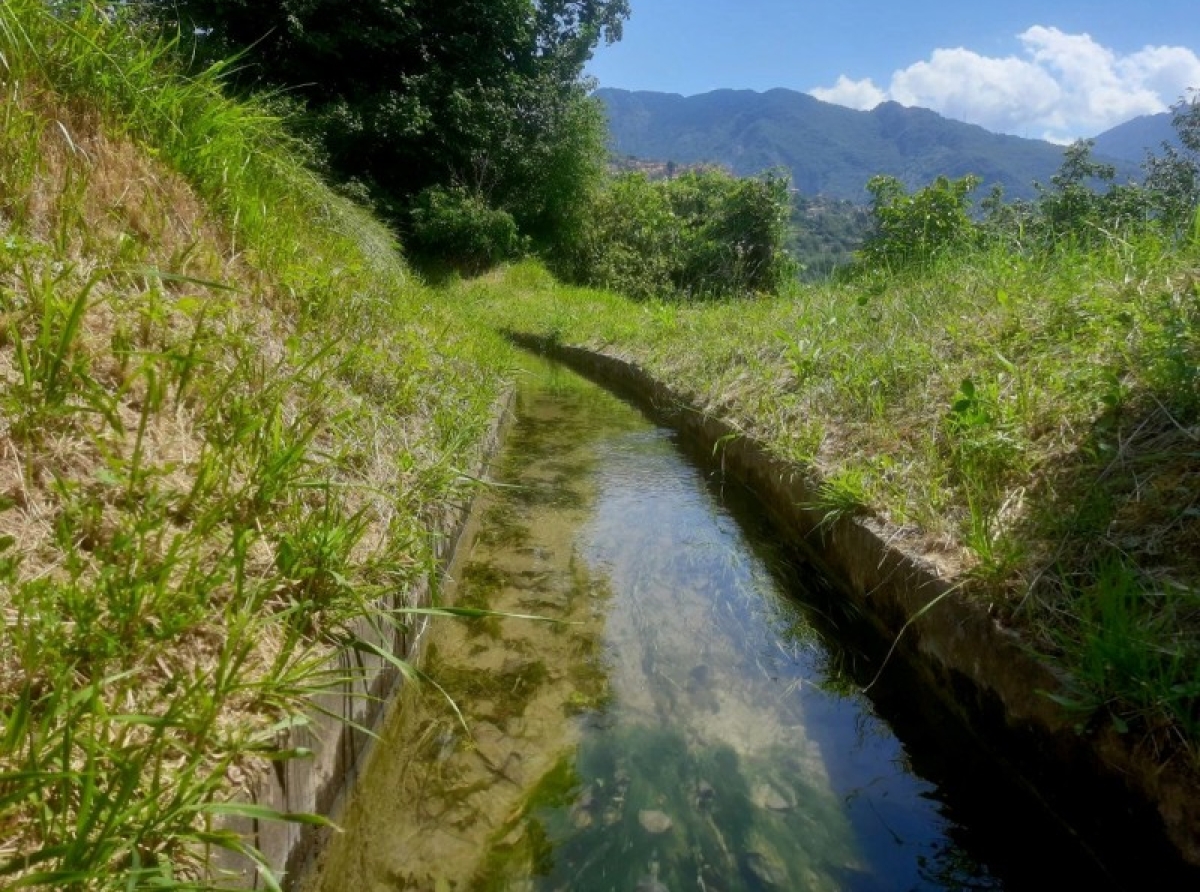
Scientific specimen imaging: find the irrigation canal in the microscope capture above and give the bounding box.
[306,355,1123,891]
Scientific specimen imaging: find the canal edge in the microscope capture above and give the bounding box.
[211,385,519,890]
[505,332,1200,874]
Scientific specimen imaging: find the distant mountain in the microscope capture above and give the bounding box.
[1091,112,1178,164]
[597,88,1137,203]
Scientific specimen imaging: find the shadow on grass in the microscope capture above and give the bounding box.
[1013,397,1200,747]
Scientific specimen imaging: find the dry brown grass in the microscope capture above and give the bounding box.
[0,57,506,884]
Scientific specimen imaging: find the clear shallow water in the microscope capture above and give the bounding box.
[308,357,1111,892]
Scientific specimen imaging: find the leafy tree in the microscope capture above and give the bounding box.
[1173,92,1200,154]
[968,104,1200,255]
[670,170,797,295]
[859,174,981,270]
[1033,139,1120,243]
[566,169,796,299]
[502,78,609,251]
[1029,124,1200,247]
[978,183,1035,249]
[142,0,627,257]
[1142,96,1200,235]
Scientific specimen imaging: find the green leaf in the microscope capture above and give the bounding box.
[188,801,332,827]
[253,748,315,761]
[126,266,240,292]
[399,606,562,623]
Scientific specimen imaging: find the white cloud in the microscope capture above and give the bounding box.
[810,26,1200,141]
[1118,44,1200,101]
[809,75,887,110]
[888,47,1062,134]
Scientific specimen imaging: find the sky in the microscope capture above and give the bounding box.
[584,0,1200,142]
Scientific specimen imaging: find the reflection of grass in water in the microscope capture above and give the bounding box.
[508,476,586,510]
[472,726,860,891]
[561,555,615,714]
[917,839,1004,890]
[501,409,581,467]
[541,457,594,479]
[455,561,509,638]
[563,641,610,715]
[460,562,509,602]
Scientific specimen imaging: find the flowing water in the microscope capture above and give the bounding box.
[307,357,1116,892]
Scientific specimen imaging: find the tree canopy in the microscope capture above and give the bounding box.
[145,0,628,251]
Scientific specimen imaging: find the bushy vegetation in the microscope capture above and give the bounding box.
[827,116,1200,746]
[859,173,981,271]
[0,2,511,887]
[562,169,796,299]
[138,0,801,300]
[409,185,524,273]
[858,116,1200,273]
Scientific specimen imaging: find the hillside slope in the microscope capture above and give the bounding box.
[1092,111,1179,162]
[0,4,511,887]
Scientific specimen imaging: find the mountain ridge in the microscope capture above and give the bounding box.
[1092,111,1179,162]
[597,87,1139,203]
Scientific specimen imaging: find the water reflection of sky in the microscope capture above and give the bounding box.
[571,422,1000,890]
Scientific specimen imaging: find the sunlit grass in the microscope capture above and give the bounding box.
[467,232,1200,757]
[0,1,515,887]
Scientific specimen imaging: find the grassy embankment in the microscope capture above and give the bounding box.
[0,2,513,887]
[464,236,1200,759]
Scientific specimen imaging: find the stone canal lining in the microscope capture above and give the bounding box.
[506,333,1200,874]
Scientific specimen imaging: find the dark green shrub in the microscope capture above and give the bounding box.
[860,174,981,270]
[408,186,521,273]
[567,169,795,299]
[569,173,678,299]
[686,171,797,295]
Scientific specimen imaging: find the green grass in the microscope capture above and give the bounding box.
[0,2,515,887]
[464,237,1200,758]
[1,1,1196,884]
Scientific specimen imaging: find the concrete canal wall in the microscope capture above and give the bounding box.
[213,389,515,890]
[509,334,1200,874]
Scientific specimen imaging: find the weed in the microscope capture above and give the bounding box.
[1048,558,1200,742]
[803,465,872,538]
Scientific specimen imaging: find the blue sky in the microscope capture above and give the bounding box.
[585,1,1200,141]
